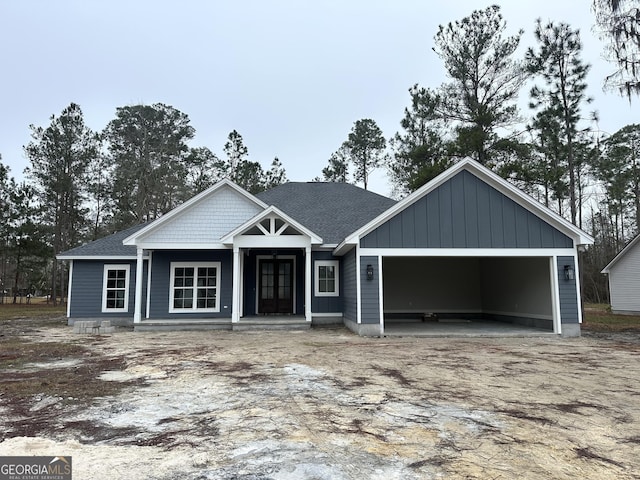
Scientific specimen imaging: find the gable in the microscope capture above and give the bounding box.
[361,170,573,249]
[136,185,264,246]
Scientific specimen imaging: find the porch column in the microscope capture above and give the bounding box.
[133,247,144,323]
[232,246,241,323]
[305,246,312,322]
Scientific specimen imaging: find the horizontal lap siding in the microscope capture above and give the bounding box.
[70,260,145,318]
[312,251,343,313]
[149,250,233,318]
[361,170,573,249]
[557,256,579,324]
[609,243,640,312]
[360,256,380,324]
[342,249,357,323]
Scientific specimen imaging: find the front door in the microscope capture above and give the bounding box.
[258,259,293,314]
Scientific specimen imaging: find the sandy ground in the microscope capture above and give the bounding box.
[1,321,640,479]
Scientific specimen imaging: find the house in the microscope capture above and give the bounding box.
[601,234,640,315]
[58,158,593,336]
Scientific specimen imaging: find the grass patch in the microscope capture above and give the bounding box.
[0,301,66,321]
[582,304,640,332]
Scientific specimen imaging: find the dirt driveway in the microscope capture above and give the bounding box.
[1,318,640,479]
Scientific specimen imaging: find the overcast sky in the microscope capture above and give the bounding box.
[1,1,637,196]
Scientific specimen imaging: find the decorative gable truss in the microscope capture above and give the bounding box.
[221,206,323,249]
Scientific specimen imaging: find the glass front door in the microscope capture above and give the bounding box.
[258,259,293,314]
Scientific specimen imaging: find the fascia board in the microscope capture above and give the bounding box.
[56,255,149,261]
[601,234,640,273]
[220,205,323,244]
[122,180,268,245]
[337,157,593,250]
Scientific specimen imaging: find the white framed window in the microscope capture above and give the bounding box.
[102,264,130,313]
[315,260,339,297]
[169,262,221,313]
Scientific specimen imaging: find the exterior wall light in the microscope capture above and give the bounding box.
[564,265,575,281]
[366,264,374,281]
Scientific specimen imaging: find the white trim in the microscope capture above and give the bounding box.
[101,264,131,313]
[602,233,640,273]
[169,261,222,313]
[255,255,297,315]
[56,255,148,261]
[311,312,343,317]
[358,248,577,257]
[305,247,312,322]
[132,243,229,250]
[378,255,385,334]
[574,254,584,324]
[221,205,323,245]
[134,248,144,322]
[335,157,593,255]
[356,245,362,324]
[66,260,73,318]
[145,251,152,319]
[314,260,339,297]
[123,180,268,246]
[551,256,562,335]
[232,248,241,323]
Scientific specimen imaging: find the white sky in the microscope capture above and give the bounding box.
[1,1,637,196]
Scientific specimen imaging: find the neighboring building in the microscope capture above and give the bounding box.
[601,234,640,315]
[58,158,594,336]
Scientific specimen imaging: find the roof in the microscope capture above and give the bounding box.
[256,182,396,245]
[601,234,640,273]
[57,223,149,259]
[336,157,594,254]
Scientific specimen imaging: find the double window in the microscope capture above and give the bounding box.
[102,265,130,313]
[315,260,339,297]
[169,262,220,313]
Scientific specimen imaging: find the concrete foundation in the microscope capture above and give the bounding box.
[73,320,116,334]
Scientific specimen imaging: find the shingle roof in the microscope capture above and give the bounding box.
[58,182,395,258]
[256,182,396,245]
[57,223,148,258]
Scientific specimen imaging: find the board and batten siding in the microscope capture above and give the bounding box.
[342,249,357,323]
[148,250,233,318]
[361,170,573,249]
[360,256,380,324]
[69,260,146,318]
[557,256,579,324]
[608,241,640,313]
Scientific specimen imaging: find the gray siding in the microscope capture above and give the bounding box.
[557,256,579,324]
[361,170,573,249]
[69,260,147,318]
[608,240,640,313]
[342,249,357,323]
[311,251,343,313]
[149,250,233,318]
[360,255,380,324]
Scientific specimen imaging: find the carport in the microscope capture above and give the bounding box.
[338,159,593,338]
[382,256,557,335]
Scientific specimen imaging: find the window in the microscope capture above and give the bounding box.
[169,262,220,313]
[102,265,130,313]
[315,260,339,297]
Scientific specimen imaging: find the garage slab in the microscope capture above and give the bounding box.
[382,319,558,337]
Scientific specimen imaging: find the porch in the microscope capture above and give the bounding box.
[133,316,310,332]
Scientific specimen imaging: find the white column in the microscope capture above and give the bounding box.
[232,247,241,323]
[133,247,144,323]
[305,246,312,322]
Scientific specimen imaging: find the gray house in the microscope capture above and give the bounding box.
[602,234,640,315]
[58,158,593,336]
